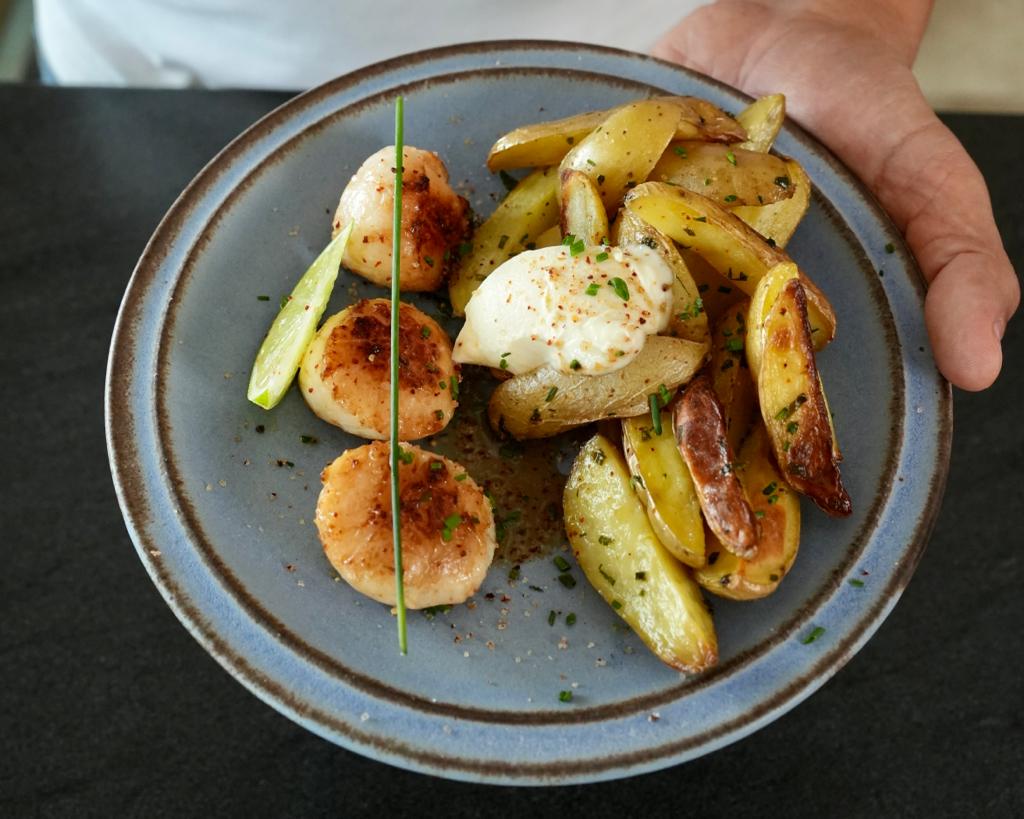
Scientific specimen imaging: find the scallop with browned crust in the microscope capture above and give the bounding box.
[299,298,458,440]
[316,442,497,609]
[333,146,470,291]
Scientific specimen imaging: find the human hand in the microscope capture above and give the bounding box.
[654,0,1019,390]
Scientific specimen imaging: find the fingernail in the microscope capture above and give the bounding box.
[994,319,1005,341]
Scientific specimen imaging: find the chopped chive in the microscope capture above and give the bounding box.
[725,150,737,166]
[420,325,431,338]
[725,338,744,352]
[787,421,799,434]
[557,573,577,588]
[586,158,597,166]
[774,176,791,189]
[553,555,571,572]
[569,359,582,371]
[449,375,459,400]
[595,251,609,263]
[755,510,766,518]
[434,409,445,421]
[548,610,557,626]
[424,256,434,268]
[674,146,687,157]
[649,394,662,435]
[611,600,622,610]
[454,472,468,482]
[724,194,738,203]
[598,535,614,546]
[570,237,585,256]
[658,383,671,405]
[848,578,865,588]
[257,295,270,301]
[635,571,647,581]
[558,690,573,702]
[429,461,443,472]
[497,234,509,250]
[508,566,520,581]
[801,626,825,644]
[585,282,600,296]
[397,447,414,465]
[300,434,318,444]
[608,277,629,300]
[762,482,778,495]
[884,242,895,254]
[441,513,463,542]
[279,295,289,310]
[545,386,558,402]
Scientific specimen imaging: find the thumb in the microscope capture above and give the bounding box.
[925,250,1017,391]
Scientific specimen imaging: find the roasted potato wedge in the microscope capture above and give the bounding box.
[736,94,786,153]
[533,223,563,248]
[489,336,707,440]
[733,158,811,249]
[486,96,746,171]
[648,141,795,208]
[622,412,705,568]
[560,99,678,212]
[695,422,800,599]
[622,182,835,348]
[560,169,610,245]
[747,264,851,516]
[710,300,756,453]
[674,373,759,558]
[612,206,708,345]
[449,167,559,315]
[564,435,718,673]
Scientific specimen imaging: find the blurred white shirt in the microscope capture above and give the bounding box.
[35,0,703,90]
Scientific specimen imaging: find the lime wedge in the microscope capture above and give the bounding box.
[247,220,354,409]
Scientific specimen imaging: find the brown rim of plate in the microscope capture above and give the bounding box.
[106,41,952,776]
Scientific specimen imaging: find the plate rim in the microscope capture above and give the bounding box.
[105,40,952,784]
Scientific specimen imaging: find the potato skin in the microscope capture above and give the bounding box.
[488,336,707,440]
[674,373,759,558]
[758,279,851,517]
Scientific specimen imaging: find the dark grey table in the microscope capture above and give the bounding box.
[1,86,1021,817]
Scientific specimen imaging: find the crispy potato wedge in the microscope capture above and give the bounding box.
[623,182,835,348]
[648,141,795,208]
[486,96,746,172]
[674,373,759,558]
[695,422,801,599]
[622,412,705,568]
[710,300,756,453]
[449,167,559,315]
[612,207,708,345]
[560,169,610,245]
[560,99,678,212]
[747,265,851,516]
[564,435,717,673]
[732,158,811,249]
[488,336,707,440]
[736,94,786,153]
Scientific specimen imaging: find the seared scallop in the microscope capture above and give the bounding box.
[299,298,458,440]
[333,146,471,291]
[316,442,497,608]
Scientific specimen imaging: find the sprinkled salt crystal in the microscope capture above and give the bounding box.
[595,658,607,667]
[360,712,370,722]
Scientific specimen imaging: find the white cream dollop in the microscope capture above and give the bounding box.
[453,245,674,376]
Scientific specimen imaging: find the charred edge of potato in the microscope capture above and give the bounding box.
[710,300,757,453]
[560,168,610,245]
[673,373,759,558]
[762,279,851,517]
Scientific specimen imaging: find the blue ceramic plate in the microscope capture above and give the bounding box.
[106,42,950,784]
